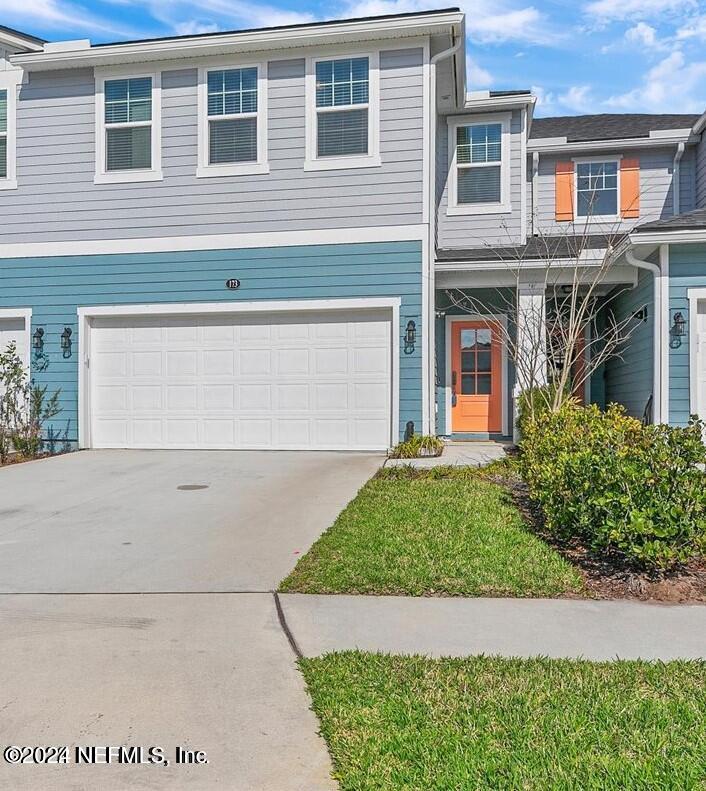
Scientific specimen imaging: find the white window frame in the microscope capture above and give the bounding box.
[197,60,269,178]
[572,155,622,222]
[95,67,162,184]
[304,50,380,172]
[447,113,511,216]
[0,71,20,191]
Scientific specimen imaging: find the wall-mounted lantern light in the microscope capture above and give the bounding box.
[632,305,648,323]
[32,327,44,356]
[672,311,686,337]
[60,327,73,358]
[404,320,416,354]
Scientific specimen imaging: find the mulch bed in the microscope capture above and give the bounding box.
[488,470,706,604]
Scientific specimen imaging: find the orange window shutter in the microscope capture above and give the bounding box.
[555,161,574,222]
[621,158,640,218]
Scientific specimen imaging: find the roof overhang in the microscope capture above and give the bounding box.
[11,9,465,71]
[0,26,45,52]
[461,91,535,113]
[528,128,697,154]
[628,228,706,246]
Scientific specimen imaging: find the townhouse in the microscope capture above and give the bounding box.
[0,9,705,450]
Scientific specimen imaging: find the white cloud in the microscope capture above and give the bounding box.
[625,22,659,46]
[173,20,220,35]
[606,50,706,112]
[467,58,492,88]
[0,0,133,35]
[676,14,706,41]
[341,0,559,45]
[584,0,695,22]
[557,85,594,113]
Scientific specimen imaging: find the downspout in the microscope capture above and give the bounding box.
[673,142,685,216]
[625,247,666,423]
[428,32,463,435]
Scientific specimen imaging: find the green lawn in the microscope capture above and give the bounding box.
[280,467,583,597]
[301,652,706,791]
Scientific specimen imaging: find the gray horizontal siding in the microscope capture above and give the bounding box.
[0,47,425,243]
[533,147,688,237]
[436,108,525,248]
[603,267,654,420]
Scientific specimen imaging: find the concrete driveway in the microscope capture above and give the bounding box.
[0,449,381,790]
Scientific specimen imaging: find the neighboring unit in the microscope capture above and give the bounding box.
[1,11,705,450]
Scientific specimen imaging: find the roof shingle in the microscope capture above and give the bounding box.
[530,113,700,142]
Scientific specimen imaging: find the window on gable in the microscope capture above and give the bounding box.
[207,67,258,164]
[455,123,502,204]
[0,89,7,179]
[104,77,153,171]
[315,57,369,158]
[576,161,618,217]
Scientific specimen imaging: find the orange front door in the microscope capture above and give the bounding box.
[451,320,503,433]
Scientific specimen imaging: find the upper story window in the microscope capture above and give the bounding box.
[198,63,268,177]
[575,160,618,218]
[448,114,511,216]
[95,70,162,184]
[305,52,380,171]
[0,76,18,190]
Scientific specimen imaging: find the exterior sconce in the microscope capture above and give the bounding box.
[632,306,648,323]
[404,320,416,354]
[61,327,73,358]
[32,327,44,356]
[672,312,686,337]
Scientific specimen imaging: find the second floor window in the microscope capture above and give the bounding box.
[576,160,618,218]
[455,123,502,204]
[315,57,369,158]
[0,89,7,179]
[104,77,153,171]
[207,68,258,164]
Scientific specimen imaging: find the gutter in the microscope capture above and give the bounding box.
[427,31,463,434]
[672,142,685,216]
[624,246,669,423]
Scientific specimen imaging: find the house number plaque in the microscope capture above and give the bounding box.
[225,279,241,290]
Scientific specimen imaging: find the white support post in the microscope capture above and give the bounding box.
[513,285,547,442]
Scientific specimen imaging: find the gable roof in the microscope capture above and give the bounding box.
[0,23,46,49]
[530,113,700,143]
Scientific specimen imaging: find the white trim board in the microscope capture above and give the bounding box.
[443,313,509,437]
[688,287,706,421]
[0,224,427,259]
[77,297,401,450]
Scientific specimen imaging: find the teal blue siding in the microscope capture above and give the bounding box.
[604,268,654,420]
[668,244,706,426]
[434,288,515,438]
[0,241,423,443]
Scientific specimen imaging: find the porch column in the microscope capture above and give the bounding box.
[515,284,548,392]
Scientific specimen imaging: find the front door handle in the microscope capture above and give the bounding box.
[451,371,457,407]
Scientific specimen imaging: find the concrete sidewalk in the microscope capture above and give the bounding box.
[280,594,706,661]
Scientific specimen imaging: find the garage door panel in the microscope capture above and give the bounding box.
[89,310,392,450]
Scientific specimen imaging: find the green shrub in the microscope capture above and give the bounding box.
[516,383,573,434]
[388,435,444,459]
[520,402,706,570]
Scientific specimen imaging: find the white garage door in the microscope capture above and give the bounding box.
[88,309,393,450]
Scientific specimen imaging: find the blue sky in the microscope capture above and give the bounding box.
[2,0,706,117]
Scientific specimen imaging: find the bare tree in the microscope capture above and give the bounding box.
[441,212,646,424]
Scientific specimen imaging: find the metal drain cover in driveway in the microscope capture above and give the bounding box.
[176,484,210,491]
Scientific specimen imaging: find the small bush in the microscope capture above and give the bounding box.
[388,434,444,459]
[520,402,706,570]
[516,383,574,434]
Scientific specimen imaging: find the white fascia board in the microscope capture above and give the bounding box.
[11,12,463,71]
[528,133,696,154]
[435,251,609,271]
[459,94,535,113]
[629,228,706,246]
[0,224,427,259]
[0,30,44,52]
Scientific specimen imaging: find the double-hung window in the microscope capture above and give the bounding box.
[0,75,18,190]
[96,72,162,183]
[198,63,268,177]
[448,114,510,215]
[305,53,380,171]
[575,160,619,218]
